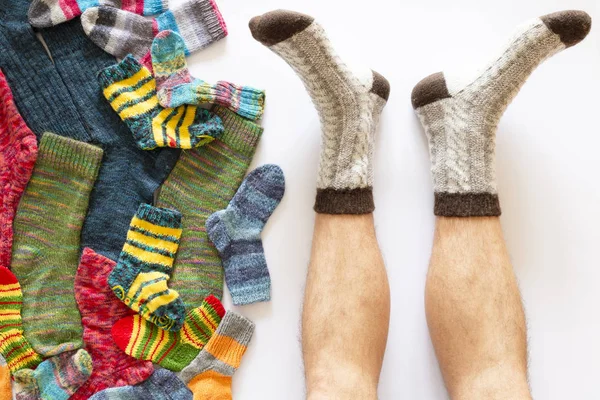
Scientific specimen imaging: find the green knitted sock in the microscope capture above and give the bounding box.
[156,106,262,306]
[11,133,103,357]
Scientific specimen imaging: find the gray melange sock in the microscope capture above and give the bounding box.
[249,10,390,215]
[89,368,192,400]
[411,10,591,217]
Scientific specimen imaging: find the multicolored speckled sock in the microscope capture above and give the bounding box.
[89,368,192,400]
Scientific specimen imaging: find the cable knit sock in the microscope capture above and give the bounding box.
[89,368,192,400]
[108,204,185,332]
[0,70,37,269]
[249,10,390,214]
[82,0,227,62]
[177,312,254,400]
[11,133,103,357]
[152,30,266,120]
[155,106,262,306]
[71,248,154,399]
[14,349,92,400]
[28,0,168,28]
[206,165,285,305]
[99,55,223,150]
[112,295,225,372]
[411,11,591,216]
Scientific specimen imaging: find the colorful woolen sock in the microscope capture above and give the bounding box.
[89,368,192,400]
[81,0,227,61]
[206,165,285,305]
[151,30,266,120]
[108,204,185,332]
[249,10,390,215]
[28,0,168,28]
[155,106,262,306]
[71,248,154,399]
[99,55,223,150]
[0,69,38,270]
[0,267,43,373]
[112,295,225,372]
[411,10,591,217]
[11,133,103,357]
[14,349,93,400]
[177,312,254,400]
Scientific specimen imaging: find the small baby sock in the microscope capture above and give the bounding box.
[0,267,43,374]
[152,30,266,120]
[411,10,591,217]
[71,248,154,399]
[82,0,227,60]
[177,312,254,400]
[108,204,185,332]
[99,55,223,150]
[0,70,38,270]
[28,0,168,28]
[89,368,192,400]
[206,165,285,305]
[250,10,390,214]
[112,295,225,371]
[14,349,93,400]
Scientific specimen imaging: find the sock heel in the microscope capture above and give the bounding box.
[411,72,451,110]
[370,70,390,101]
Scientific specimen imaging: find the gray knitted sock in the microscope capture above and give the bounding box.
[249,10,390,215]
[89,368,192,400]
[411,10,591,217]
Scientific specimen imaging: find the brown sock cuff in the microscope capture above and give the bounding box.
[314,188,374,215]
[434,193,501,217]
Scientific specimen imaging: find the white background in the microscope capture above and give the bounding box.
[155,0,598,398]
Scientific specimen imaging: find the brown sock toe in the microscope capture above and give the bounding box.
[541,10,592,48]
[371,70,391,101]
[249,9,314,47]
[411,72,451,109]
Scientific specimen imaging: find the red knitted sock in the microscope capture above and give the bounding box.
[71,248,154,399]
[0,69,38,269]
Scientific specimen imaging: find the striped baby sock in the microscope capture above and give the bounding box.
[14,349,93,400]
[71,248,154,399]
[28,0,168,28]
[112,295,225,371]
[99,55,223,150]
[0,70,38,270]
[0,267,43,374]
[89,368,192,400]
[108,204,185,332]
[411,10,591,217]
[82,0,227,61]
[151,30,266,120]
[177,312,254,400]
[155,106,262,307]
[206,165,285,305]
[11,133,103,357]
[250,10,390,214]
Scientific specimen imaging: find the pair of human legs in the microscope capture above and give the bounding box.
[249,8,591,400]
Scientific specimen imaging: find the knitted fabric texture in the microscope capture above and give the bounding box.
[177,312,254,400]
[13,349,93,400]
[155,106,262,306]
[249,10,390,214]
[206,164,285,305]
[411,10,591,217]
[28,0,168,28]
[152,30,266,120]
[89,368,192,400]
[82,0,227,63]
[11,133,103,357]
[0,267,43,374]
[0,69,37,269]
[109,204,185,332]
[71,248,154,400]
[0,355,9,400]
[112,295,225,372]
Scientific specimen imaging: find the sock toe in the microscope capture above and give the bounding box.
[0,266,18,285]
[152,30,187,60]
[72,349,93,377]
[371,71,391,102]
[28,0,56,28]
[111,316,134,353]
[80,8,100,37]
[411,72,451,109]
[541,10,592,48]
[249,10,314,46]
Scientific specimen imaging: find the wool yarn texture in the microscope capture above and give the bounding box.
[0,355,9,400]
[89,368,192,400]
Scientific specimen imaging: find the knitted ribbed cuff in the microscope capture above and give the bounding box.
[37,133,103,180]
[314,188,374,214]
[198,0,228,40]
[144,0,169,15]
[136,204,182,228]
[98,55,144,89]
[212,106,263,157]
[434,193,501,217]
